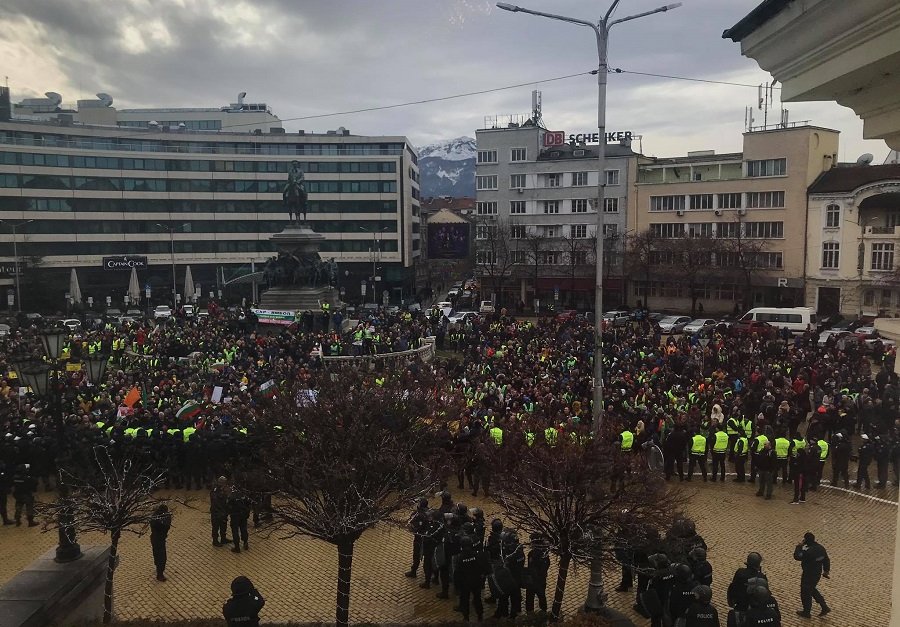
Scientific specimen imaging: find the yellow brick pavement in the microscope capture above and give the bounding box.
[0,480,895,625]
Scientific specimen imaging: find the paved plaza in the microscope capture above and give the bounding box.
[0,479,895,626]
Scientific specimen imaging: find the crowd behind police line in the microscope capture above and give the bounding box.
[0,305,891,624]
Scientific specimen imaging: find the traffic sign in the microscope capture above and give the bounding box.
[699,338,710,347]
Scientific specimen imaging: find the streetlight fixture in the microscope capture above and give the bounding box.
[155,223,190,306]
[0,219,34,312]
[496,0,680,615]
[13,331,108,563]
[358,225,391,304]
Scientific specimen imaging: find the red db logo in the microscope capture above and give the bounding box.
[543,131,564,147]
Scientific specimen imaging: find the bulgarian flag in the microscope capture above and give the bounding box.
[176,400,203,421]
[259,379,277,399]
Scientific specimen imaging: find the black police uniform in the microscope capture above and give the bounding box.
[223,576,265,627]
[525,541,550,613]
[683,599,720,626]
[209,486,229,545]
[12,466,36,526]
[454,544,485,621]
[150,507,172,580]
[793,538,830,616]
[228,491,251,552]
[406,502,429,577]
[856,439,873,489]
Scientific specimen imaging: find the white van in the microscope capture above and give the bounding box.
[739,307,817,335]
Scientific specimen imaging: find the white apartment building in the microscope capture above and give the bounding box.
[475,118,635,310]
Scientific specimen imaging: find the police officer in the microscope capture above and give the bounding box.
[223,576,265,627]
[794,532,830,618]
[830,431,851,489]
[688,547,712,587]
[0,461,13,525]
[227,487,251,553]
[744,586,782,627]
[710,424,729,482]
[682,584,720,627]
[484,518,504,603]
[646,553,675,627]
[727,552,766,613]
[732,431,748,483]
[420,509,443,589]
[688,430,708,482]
[12,464,37,527]
[525,533,550,613]
[406,497,429,578]
[150,504,171,581]
[773,431,793,484]
[855,434,873,490]
[790,444,809,504]
[668,563,697,621]
[495,530,525,620]
[209,476,229,547]
[454,535,484,622]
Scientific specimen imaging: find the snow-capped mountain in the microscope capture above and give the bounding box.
[417,136,476,198]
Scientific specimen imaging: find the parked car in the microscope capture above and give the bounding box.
[555,310,579,323]
[730,319,777,339]
[153,305,173,320]
[447,286,460,298]
[658,315,692,334]
[183,304,196,318]
[197,309,210,319]
[406,302,422,312]
[126,308,143,318]
[602,310,631,327]
[682,318,718,334]
[648,312,668,323]
[479,300,496,314]
[106,308,123,318]
[853,326,879,340]
[0,323,10,337]
[818,329,854,347]
[447,311,477,325]
[437,301,453,317]
[60,318,82,332]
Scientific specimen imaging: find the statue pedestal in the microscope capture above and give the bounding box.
[259,222,341,313]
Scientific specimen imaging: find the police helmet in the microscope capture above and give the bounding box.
[459,535,474,550]
[692,584,712,604]
[417,497,428,510]
[429,509,442,522]
[748,585,770,606]
[689,547,707,562]
[455,502,468,516]
[746,576,768,590]
[675,563,693,581]
[440,490,452,501]
[745,552,763,569]
[231,576,254,596]
[491,518,503,532]
[469,507,484,520]
[649,553,669,569]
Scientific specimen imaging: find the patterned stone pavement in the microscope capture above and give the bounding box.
[0,479,895,626]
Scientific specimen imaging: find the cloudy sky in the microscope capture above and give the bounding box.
[0,0,890,160]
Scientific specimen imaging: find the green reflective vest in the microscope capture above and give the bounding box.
[817,439,829,460]
[620,430,634,452]
[489,427,503,446]
[182,426,196,442]
[774,437,790,460]
[739,418,753,438]
[525,432,535,447]
[791,438,805,457]
[725,418,739,436]
[691,434,707,455]
[544,427,558,445]
[734,436,748,456]
[713,431,729,453]
[754,434,768,451]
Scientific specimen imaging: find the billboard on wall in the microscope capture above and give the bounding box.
[428,223,469,260]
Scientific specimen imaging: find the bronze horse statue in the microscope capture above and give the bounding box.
[283,160,308,223]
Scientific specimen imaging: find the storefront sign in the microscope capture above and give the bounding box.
[251,308,298,326]
[543,130,634,147]
[0,262,26,277]
[102,256,148,270]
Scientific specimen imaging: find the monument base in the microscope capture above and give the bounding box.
[259,286,341,312]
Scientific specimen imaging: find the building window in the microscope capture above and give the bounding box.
[863,290,875,307]
[476,250,497,264]
[746,158,786,177]
[476,224,497,240]
[572,199,588,213]
[825,203,840,228]
[605,170,620,186]
[510,200,526,214]
[546,173,561,188]
[718,193,742,209]
[882,290,893,307]
[650,223,685,238]
[476,201,497,215]
[689,194,714,210]
[604,224,618,237]
[687,223,713,238]
[822,242,840,269]
[745,191,785,208]
[539,251,562,265]
[744,221,784,238]
[754,252,784,269]
[511,250,527,264]
[572,171,589,186]
[543,200,560,214]
[572,250,588,265]
[871,243,894,271]
[545,225,559,238]
[604,197,619,213]
[510,148,527,162]
[476,175,497,190]
[650,195,686,212]
[510,225,527,239]
[571,224,588,239]
[477,150,497,164]
[510,174,527,189]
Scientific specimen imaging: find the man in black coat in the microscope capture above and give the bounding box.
[682,584,720,626]
[405,497,429,578]
[525,533,550,613]
[150,504,172,581]
[209,476,229,547]
[454,535,485,622]
[663,423,688,481]
[223,576,265,627]
[227,488,251,553]
[794,532,831,618]
[12,464,37,526]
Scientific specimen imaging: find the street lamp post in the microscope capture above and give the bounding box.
[0,219,34,312]
[496,0,680,615]
[156,223,189,306]
[14,331,108,563]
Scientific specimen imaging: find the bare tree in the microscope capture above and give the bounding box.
[656,234,724,316]
[625,230,658,310]
[475,217,517,307]
[561,232,595,308]
[247,367,456,627]
[38,446,169,624]
[522,232,551,311]
[717,215,769,311]
[490,425,681,619]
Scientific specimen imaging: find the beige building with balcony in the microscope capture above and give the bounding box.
[805,164,900,316]
[629,124,839,313]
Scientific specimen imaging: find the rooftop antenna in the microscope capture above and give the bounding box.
[757,81,777,128]
[531,90,543,127]
[744,106,756,132]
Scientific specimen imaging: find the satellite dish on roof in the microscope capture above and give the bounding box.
[45,92,62,106]
[857,153,874,166]
[96,93,113,107]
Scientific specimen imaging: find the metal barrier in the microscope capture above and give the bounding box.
[321,336,436,369]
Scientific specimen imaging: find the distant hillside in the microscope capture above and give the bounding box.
[417,136,475,198]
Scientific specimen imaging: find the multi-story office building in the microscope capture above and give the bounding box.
[806,163,900,317]
[475,117,635,309]
[629,124,840,313]
[0,89,421,310]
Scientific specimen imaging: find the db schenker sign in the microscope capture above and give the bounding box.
[102,256,148,270]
